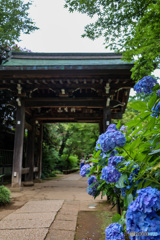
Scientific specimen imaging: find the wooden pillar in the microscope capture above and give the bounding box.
[24,120,35,185]
[11,101,25,189]
[99,121,104,134]
[37,124,43,179]
[103,102,111,132]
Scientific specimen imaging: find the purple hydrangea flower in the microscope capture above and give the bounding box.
[95,132,107,151]
[108,156,124,167]
[87,185,98,196]
[105,223,125,240]
[87,175,97,185]
[96,124,126,153]
[100,131,117,152]
[134,76,158,94]
[126,187,160,239]
[113,131,126,147]
[80,164,90,177]
[110,149,118,157]
[101,165,121,183]
[121,187,126,198]
[107,124,117,132]
[87,175,99,197]
[100,152,107,159]
[156,89,160,97]
[120,125,127,132]
[151,101,160,118]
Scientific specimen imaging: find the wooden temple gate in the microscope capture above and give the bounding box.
[0,52,134,189]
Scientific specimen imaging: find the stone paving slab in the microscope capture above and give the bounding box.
[0,228,48,240]
[56,213,77,221]
[59,208,78,216]
[0,218,53,229]
[0,200,64,240]
[46,229,75,240]
[15,200,63,213]
[51,220,77,231]
[4,212,56,221]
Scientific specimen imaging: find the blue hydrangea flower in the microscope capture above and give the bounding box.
[126,187,160,239]
[80,164,90,177]
[134,76,158,94]
[87,185,98,196]
[151,101,160,118]
[100,152,107,159]
[100,131,117,152]
[113,131,126,147]
[120,125,127,132]
[95,132,107,151]
[101,165,121,183]
[121,187,126,198]
[87,175,99,197]
[156,89,160,97]
[96,124,126,153]
[105,223,125,240]
[108,156,124,167]
[107,124,117,132]
[109,149,118,157]
[87,175,97,185]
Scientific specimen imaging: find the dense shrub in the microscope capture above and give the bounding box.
[60,154,79,170]
[81,75,160,239]
[42,146,60,178]
[0,185,11,205]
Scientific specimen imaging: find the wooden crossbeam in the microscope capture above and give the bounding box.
[25,98,106,108]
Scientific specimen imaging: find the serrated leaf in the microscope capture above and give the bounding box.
[94,150,101,158]
[130,101,147,111]
[124,193,133,208]
[148,94,157,110]
[115,174,128,188]
[90,158,99,163]
[149,149,160,155]
[117,120,121,129]
[112,213,121,223]
[147,117,156,130]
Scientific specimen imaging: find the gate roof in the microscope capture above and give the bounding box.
[0,52,134,123]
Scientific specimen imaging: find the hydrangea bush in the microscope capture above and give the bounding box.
[82,75,160,239]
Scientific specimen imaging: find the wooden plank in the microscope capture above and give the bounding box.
[25,98,106,108]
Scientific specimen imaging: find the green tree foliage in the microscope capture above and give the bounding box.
[64,0,160,80]
[0,0,38,47]
[0,90,16,131]
[42,123,99,176]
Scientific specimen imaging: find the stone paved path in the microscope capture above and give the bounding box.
[0,172,114,240]
[0,200,63,240]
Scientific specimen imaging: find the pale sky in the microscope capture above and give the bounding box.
[19,0,107,53]
[19,0,159,95]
